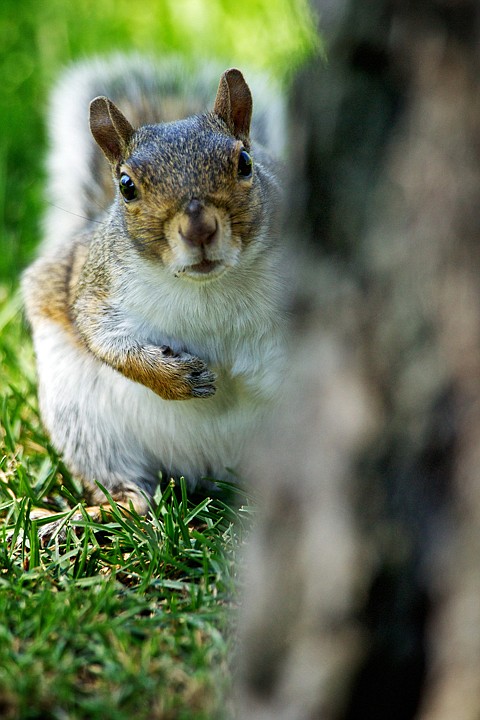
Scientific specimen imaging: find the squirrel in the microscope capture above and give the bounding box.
[22,55,286,521]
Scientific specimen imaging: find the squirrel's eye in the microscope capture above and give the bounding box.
[238,149,253,179]
[119,173,137,202]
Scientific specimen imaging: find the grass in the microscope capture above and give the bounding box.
[0,289,252,719]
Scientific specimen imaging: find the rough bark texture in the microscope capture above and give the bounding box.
[236,1,480,718]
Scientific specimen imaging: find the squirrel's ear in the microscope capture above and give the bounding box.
[89,96,135,164]
[213,68,252,142]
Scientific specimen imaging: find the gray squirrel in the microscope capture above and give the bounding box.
[22,55,286,521]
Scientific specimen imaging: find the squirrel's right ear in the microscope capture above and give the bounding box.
[89,96,135,165]
[213,69,252,143]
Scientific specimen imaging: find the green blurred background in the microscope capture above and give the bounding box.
[0,0,318,286]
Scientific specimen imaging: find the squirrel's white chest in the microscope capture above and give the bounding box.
[45,258,285,484]
[122,261,283,378]
[34,262,284,488]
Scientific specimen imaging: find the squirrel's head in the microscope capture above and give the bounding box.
[89,68,272,282]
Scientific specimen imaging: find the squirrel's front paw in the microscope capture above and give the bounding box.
[161,346,216,400]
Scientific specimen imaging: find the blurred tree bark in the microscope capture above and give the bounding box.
[236,1,480,718]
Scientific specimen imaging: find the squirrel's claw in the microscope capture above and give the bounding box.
[166,350,217,399]
[191,383,217,398]
[185,361,217,397]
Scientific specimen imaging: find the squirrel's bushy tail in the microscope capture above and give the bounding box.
[42,54,285,254]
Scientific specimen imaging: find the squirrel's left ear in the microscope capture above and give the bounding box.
[213,69,252,143]
[89,96,135,165]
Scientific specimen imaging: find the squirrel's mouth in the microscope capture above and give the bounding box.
[190,259,220,273]
[180,258,227,280]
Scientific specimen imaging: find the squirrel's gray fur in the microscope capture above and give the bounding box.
[22,54,286,522]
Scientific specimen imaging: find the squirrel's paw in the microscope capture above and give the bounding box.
[30,505,112,546]
[161,346,217,400]
[29,508,79,546]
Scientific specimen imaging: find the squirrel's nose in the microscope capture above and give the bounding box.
[179,200,217,247]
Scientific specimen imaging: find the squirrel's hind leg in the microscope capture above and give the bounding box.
[30,485,150,545]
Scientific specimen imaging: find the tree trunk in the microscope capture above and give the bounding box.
[236,1,480,718]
